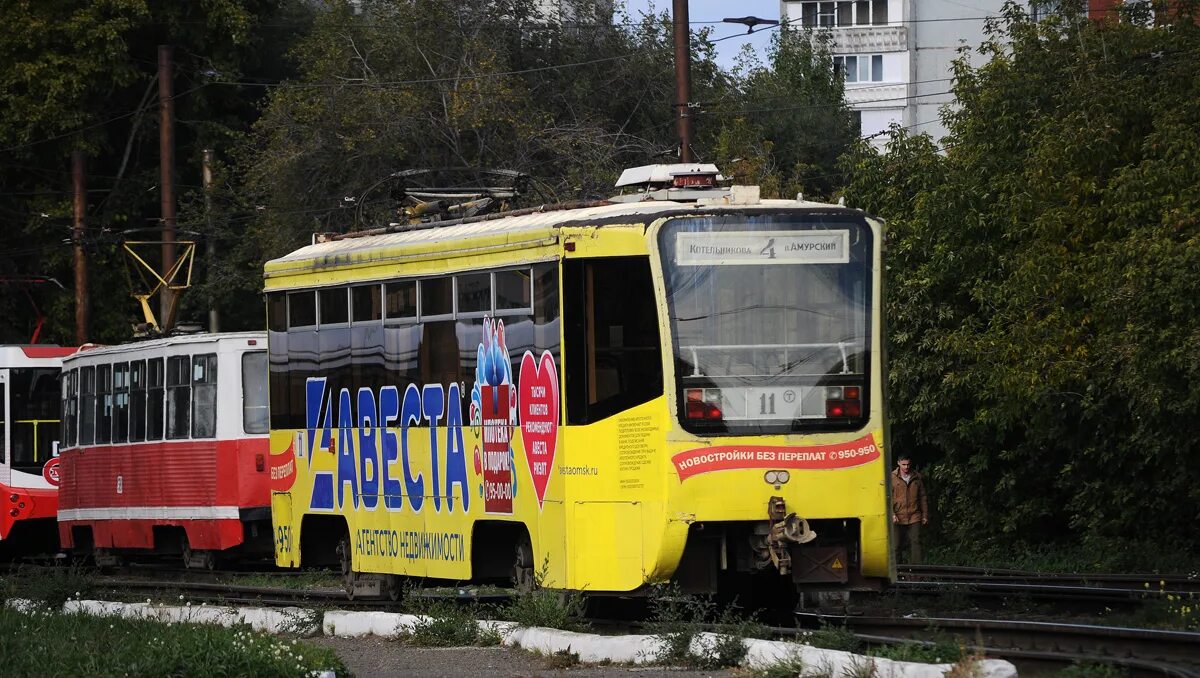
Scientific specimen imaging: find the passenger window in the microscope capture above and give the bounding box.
[79,366,96,445]
[63,369,78,448]
[351,284,382,323]
[496,268,533,313]
[288,291,316,328]
[267,292,287,332]
[129,361,146,442]
[385,281,417,321]
[564,257,663,424]
[166,356,190,439]
[192,354,218,438]
[147,358,164,441]
[319,287,348,325]
[113,362,129,443]
[241,351,269,434]
[96,364,112,444]
[421,277,453,318]
[456,273,490,315]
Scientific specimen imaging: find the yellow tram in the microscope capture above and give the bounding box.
[264,169,890,602]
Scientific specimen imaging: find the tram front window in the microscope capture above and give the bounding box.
[658,215,873,434]
[8,368,62,471]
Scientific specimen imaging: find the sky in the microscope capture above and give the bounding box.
[617,0,782,70]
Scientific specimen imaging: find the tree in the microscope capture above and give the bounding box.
[709,27,857,199]
[840,0,1200,561]
[0,0,309,342]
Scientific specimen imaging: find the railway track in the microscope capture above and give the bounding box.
[797,611,1200,677]
[78,574,1200,674]
[900,564,1200,594]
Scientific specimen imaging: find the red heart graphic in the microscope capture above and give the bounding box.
[519,350,559,508]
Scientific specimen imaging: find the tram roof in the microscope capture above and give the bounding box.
[0,345,77,365]
[63,331,267,363]
[265,198,849,280]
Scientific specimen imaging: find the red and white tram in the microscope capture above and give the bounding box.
[0,346,77,556]
[57,333,272,567]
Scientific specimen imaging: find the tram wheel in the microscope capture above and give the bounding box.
[513,538,535,592]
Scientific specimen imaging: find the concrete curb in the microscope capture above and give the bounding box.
[19,598,1019,677]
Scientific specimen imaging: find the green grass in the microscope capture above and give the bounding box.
[868,638,964,664]
[0,564,95,608]
[0,604,345,677]
[796,622,862,653]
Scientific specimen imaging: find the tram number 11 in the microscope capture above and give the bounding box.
[759,393,776,416]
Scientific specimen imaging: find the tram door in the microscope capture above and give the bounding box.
[0,370,8,487]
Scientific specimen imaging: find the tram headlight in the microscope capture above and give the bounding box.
[764,470,791,489]
[8,493,18,503]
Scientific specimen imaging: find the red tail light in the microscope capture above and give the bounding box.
[844,400,862,417]
[844,386,860,400]
[826,400,846,417]
[685,388,722,420]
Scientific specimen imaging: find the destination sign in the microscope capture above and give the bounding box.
[676,230,850,266]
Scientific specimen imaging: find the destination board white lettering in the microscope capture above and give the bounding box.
[676,230,850,266]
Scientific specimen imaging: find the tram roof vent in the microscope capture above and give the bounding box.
[611,163,728,203]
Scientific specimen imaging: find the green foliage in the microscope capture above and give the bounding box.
[796,622,862,653]
[646,583,760,669]
[840,0,1200,557]
[1049,662,1127,678]
[711,27,855,199]
[0,0,310,343]
[869,638,964,664]
[0,606,345,675]
[406,600,492,646]
[1,565,95,609]
[503,557,588,631]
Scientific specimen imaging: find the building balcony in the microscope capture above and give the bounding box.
[828,25,908,52]
[844,83,908,109]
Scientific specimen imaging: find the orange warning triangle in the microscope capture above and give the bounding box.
[831,557,844,569]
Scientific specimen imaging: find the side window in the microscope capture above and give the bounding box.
[96,364,112,444]
[242,351,269,434]
[63,369,78,448]
[79,366,96,445]
[147,358,164,441]
[129,361,146,442]
[268,292,287,332]
[192,354,218,439]
[113,362,129,443]
[166,356,190,440]
[564,256,663,424]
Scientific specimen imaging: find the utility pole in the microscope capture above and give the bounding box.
[202,149,219,333]
[672,0,694,163]
[71,150,89,344]
[158,44,178,332]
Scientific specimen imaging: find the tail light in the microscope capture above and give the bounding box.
[825,386,863,419]
[685,388,723,420]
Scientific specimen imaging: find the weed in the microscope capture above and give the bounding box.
[407,600,489,647]
[943,649,985,678]
[1048,662,1128,678]
[795,622,862,653]
[748,650,808,678]
[277,606,324,637]
[504,557,587,631]
[842,656,878,677]
[645,582,757,669]
[545,647,581,669]
[868,637,963,664]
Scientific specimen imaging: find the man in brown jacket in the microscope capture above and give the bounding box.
[891,455,929,564]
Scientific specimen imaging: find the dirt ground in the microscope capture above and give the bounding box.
[307,636,739,678]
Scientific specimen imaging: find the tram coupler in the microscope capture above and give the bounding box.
[752,496,817,575]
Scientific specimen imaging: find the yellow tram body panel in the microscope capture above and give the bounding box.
[264,201,890,592]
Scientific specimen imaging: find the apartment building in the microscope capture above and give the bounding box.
[778,0,1015,145]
